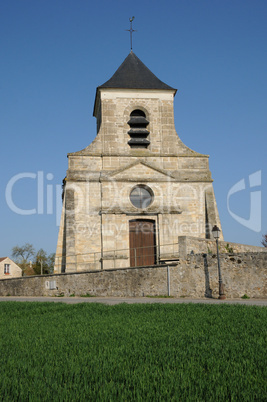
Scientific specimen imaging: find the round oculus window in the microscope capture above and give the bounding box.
[130,186,153,209]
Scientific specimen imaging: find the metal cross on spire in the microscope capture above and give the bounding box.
[126,16,136,50]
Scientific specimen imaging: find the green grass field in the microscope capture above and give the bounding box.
[0,302,266,401]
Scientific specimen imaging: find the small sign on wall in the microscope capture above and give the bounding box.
[45,280,57,290]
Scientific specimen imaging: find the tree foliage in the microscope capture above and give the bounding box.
[12,244,54,275]
[34,249,55,275]
[12,243,35,274]
[262,234,267,247]
[12,243,35,263]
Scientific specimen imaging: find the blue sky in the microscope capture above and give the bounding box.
[1,0,266,257]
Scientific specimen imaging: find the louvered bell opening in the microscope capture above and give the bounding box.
[128,110,150,148]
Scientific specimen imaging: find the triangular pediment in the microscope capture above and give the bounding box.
[102,160,174,181]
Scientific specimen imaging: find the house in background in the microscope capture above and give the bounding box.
[0,257,22,279]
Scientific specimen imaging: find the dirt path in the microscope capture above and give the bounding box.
[0,296,266,306]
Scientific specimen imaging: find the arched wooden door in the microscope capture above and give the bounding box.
[129,219,156,267]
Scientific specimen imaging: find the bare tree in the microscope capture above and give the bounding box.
[12,243,35,263]
[262,234,267,248]
[12,243,35,275]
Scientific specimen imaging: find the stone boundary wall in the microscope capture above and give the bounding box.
[178,236,266,257]
[0,253,266,299]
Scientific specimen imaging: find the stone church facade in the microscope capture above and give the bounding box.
[55,52,222,273]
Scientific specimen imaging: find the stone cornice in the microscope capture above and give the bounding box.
[99,207,182,215]
[68,152,210,158]
[66,169,213,183]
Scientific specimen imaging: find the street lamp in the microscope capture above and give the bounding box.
[212,225,226,300]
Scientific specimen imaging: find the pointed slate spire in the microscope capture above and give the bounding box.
[98,51,176,91]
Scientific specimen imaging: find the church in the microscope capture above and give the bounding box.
[54,51,222,273]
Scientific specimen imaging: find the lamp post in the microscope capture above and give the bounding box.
[212,225,226,300]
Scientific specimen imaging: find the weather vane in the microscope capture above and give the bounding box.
[126,16,136,50]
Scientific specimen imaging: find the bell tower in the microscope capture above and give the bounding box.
[55,51,222,273]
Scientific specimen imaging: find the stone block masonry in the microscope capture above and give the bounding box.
[0,253,266,299]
